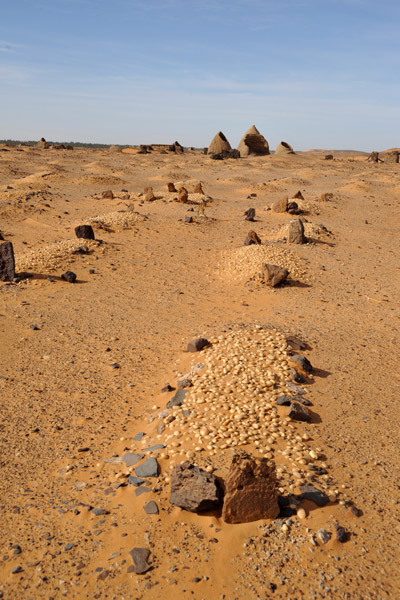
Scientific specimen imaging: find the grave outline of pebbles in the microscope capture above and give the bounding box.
[156,324,339,504]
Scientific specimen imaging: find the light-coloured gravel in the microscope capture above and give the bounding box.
[218,244,309,282]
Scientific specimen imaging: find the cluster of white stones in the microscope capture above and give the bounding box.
[15,239,102,273]
[218,245,309,282]
[160,325,339,500]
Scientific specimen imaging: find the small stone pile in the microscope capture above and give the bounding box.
[15,239,102,273]
[218,244,309,282]
[86,211,146,229]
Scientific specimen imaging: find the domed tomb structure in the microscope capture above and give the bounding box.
[207,131,232,154]
[275,141,295,154]
[238,125,270,157]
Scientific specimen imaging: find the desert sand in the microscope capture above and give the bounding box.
[0,144,399,599]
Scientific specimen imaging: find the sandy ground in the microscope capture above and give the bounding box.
[0,145,399,600]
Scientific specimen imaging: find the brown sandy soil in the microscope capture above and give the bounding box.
[0,146,399,599]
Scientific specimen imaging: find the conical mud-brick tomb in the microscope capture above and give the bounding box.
[207,131,232,154]
[275,141,295,154]
[238,125,270,157]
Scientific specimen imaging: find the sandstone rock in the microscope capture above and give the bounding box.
[170,461,222,512]
[287,218,306,244]
[193,182,204,194]
[0,231,4,240]
[102,190,114,199]
[61,271,77,283]
[324,154,334,160]
[178,187,188,203]
[244,208,256,221]
[244,231,261,246]
[144,187,155,201]
[0,241,15,282]
[272,196,288,213]
[238,125,269,157]
[320,192,334,201]
[167,182,177,192]
[207,131,232,155]
[129,548,152,574]
[261,263,289,287]
[222,452,279,523]
[187,337,210,352]
[109,145,122,153]
[293,190,304,200]
[288,402,311,422]
[75,225,95,240]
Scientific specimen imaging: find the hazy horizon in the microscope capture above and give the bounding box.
[1,0,399,150]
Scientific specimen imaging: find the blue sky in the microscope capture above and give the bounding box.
[1,0,399,149]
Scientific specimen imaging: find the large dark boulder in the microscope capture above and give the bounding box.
[75,225,95,240]
[170,461,222,512]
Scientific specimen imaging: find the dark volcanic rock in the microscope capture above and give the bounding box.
[300,484,329,506]
[75,225,95,240]
[61,271,77,283]
[289,354,313,374]
[167,389,187,408]
[102,190,114,199]
[187,337,210,352]
[222,451,279,523]
[276,395,291,406]
[244,208,256,221]
[261,263,289,287]
[0,241,15,281]
[127,476,145,487]
[134,458,158,478]
[288,402,311,422]
[170,461,222,512]
[129,547,152,574]
[335,525,348,542]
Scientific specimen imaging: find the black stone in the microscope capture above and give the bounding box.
[167,389,187,409]
[244,208,256,221]
[0,241,15,282]
[336,526,348,543]
[61,271,77,283]
[127,476,145,487]
[75,225,95,240]
[92,508,110,516]
[300,485,329,507]
[276,395,291,406]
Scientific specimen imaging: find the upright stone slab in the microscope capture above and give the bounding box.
[222,451,279,523]
[287,218,306,244]
[0,242,15,281]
